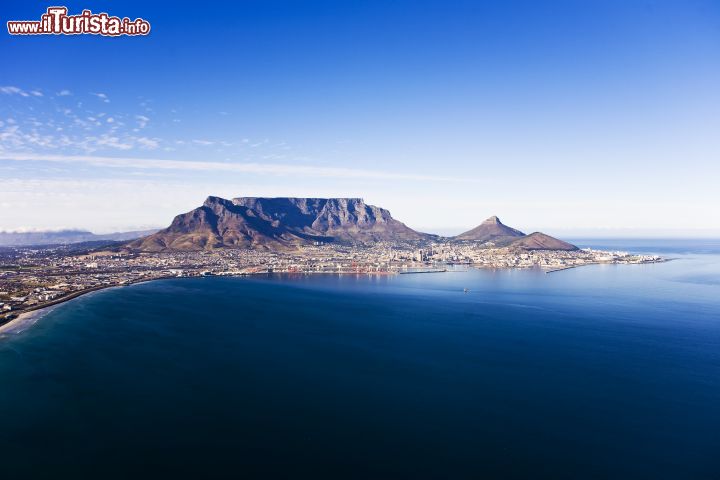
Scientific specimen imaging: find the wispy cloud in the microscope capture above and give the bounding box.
[0,153,476,183]
[136,137,160,149]
[1,86,30,97]
[95,135,132,150]
[0,86,473,186]
[0,88,292,159]
[91,92,110,103]
[135,115,149,128]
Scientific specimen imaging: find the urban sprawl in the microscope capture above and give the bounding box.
[1,241,663,325]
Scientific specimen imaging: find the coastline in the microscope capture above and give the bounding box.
[0,306,58,335]
[0,275,175,335]
[0,259,668,336]
[544,258,671,274]
[0,270,399,334]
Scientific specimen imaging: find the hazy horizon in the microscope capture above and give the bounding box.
[3,214,720,240]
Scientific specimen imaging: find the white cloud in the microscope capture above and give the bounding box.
[136,137,159,149]
[1,86,30,97]
[91,92,110,103]
[57,90,72,96]
[135,115,149,128]
[95,135,132,150]
[0,110,168,153]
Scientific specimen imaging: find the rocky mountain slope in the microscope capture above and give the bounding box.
[127,197,577,252]
[455,215,577,250]
[454,216,525,243]
[128,196,431,251]
[509,232,578,251]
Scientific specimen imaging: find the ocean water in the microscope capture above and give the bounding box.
[1,241,719,479]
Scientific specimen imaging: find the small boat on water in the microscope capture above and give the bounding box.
[399,268,447,274]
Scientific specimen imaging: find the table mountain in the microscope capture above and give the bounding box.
[128,196,431,251]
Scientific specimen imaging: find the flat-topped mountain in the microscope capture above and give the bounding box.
[232,197,428,243]
[128,196,431,251]
[454,216,525,243]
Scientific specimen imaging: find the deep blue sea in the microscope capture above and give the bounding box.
[1,239,719,479]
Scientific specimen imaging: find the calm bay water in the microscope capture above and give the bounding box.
[1,240,719,479]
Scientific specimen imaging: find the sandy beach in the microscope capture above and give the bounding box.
[0,282,132,336]
[0,307,56,336]
[0,276,179,337]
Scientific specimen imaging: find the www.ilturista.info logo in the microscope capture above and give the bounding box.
[7,6,150,36]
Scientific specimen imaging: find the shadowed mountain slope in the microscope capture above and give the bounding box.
[509,232,578,251]
[454,216,525,243]
[128,196,431,251]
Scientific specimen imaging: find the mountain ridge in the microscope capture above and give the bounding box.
[23,198,577,252]
[128,196,432,251]
[0,229,158,247]
[509,232,578,251]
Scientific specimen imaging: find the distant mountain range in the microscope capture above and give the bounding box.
[0,229,158,247]
[126,196,578,252]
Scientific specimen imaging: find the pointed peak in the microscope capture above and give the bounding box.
[454,215,524,241]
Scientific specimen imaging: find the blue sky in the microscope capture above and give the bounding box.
[1,0,719,235]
